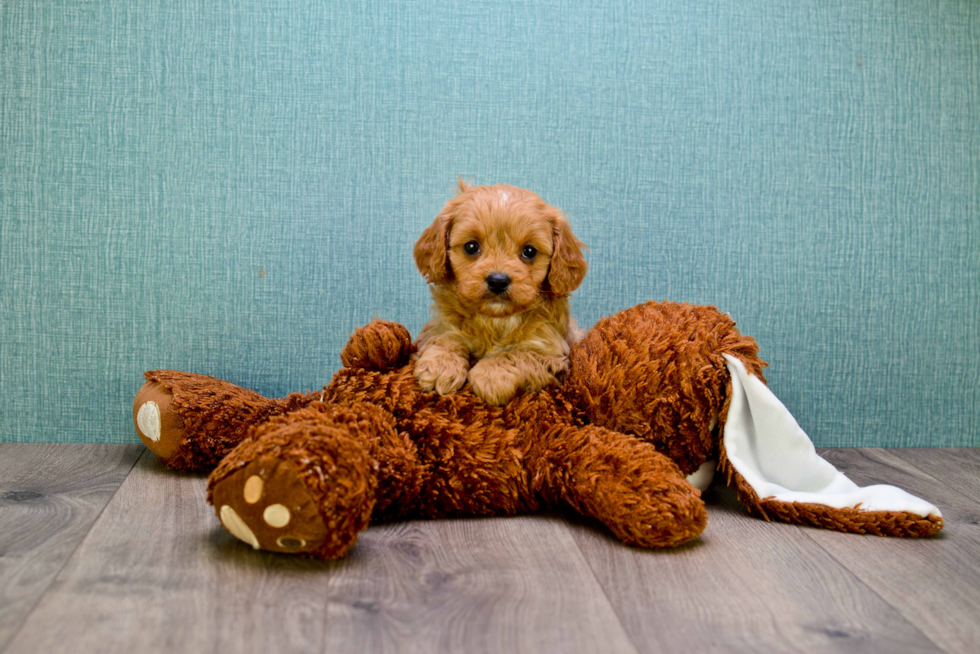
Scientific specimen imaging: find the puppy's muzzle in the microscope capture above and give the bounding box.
[485,273,511,295]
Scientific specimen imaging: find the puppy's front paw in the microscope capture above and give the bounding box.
[414,347,469,395]
[467,358,521,406]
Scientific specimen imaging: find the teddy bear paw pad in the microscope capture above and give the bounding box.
[219,505,260,549]
[211,457,328,554]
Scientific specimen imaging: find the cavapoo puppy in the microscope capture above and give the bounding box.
[413,179,587,405]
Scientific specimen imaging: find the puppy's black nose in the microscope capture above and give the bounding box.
[486,273,511,294]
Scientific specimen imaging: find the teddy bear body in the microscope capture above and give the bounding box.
[133,301,940,560]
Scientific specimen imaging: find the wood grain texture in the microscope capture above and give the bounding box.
[566,486,942,653]
[3,451,331,654]
[5,452,637,654]
[888,448,980,504]
[4,447,979,653]
[320,515,638,654]
[0,444,141,652]
[810,448,980,654]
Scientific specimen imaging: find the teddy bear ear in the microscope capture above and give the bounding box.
[414,197,459,284]
[546,211,588,297]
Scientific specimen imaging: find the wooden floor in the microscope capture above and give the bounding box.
[0,446,977,654]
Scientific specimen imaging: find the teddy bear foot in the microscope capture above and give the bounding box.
[207,405,381,558]
[210,456,330,555]
[133,381,187,462]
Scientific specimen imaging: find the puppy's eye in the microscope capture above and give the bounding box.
[521,245,538,260]
[463,241,480,255]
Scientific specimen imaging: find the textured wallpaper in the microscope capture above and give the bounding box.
[1,0,978,446]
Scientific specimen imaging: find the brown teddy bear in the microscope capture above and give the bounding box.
[132,301,943,559]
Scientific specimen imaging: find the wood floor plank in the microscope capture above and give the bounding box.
[0,444,142,653]
[567,481,941,653]
[8,446,973,652]
[807,448,980,654]
[887,448,980,505]
[5,453,638,654]
[4,451,331,654]
[320,515,639,654]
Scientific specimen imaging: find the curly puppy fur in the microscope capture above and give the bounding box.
[413,179,588,405]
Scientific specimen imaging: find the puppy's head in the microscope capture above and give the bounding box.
[415,179,587,317]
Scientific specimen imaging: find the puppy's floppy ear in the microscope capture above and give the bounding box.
[546,212,588,297]
[414,199,457,284]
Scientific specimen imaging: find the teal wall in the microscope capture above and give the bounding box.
[2,0,977,446]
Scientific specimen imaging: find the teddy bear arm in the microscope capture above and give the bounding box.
[539,424,707,548]
[340,320,416,371]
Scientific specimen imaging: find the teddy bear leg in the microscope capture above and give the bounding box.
[543,425,708,548]
[207,401,425,558]
[132,371,319,472]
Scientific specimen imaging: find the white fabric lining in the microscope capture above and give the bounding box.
[685,459,716,492]
[722,355,940,518]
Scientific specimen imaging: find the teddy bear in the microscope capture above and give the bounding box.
[132,301,943,559]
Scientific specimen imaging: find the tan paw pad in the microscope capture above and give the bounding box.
[243,475,264,504]
[263,504,291,528]
[136,401,161,442]
[219,505,260,550]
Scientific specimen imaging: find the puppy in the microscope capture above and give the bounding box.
[413,180,587,405]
